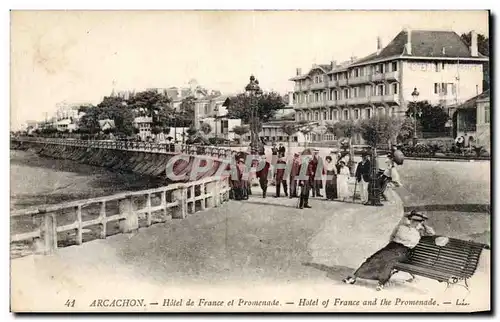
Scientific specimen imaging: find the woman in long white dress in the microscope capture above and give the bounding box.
[337,161,350,201]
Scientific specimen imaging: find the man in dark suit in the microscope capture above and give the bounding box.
[310,149,324,197]
[256,155,271,198]
[298,155,314,209]
[278,143,286,158]
[274,157,288,198]
[355,152,371,204]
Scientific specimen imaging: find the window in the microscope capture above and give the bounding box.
[441,83,447,95]
[315,92,319,102]
[392,83,398,94]
[434,62,439,72]
[485,104,490,123]
[353,87,359,97]
[330,90,334,100]
[315,112,319,120]
[377,85,384,96]
[343,89,349,99]
[434,83,439,94]
[366,108,372,119]
[366,85,372,96]
[335,91,339,100]
[354,68,360,77]
[323,111,327,120]
[354,109,360,119]
[385,85,390,95]
[333,110,338,120]
[323,92,327,101]
[392,61,398,72]
[344,110,349,120]
[377,63,385,73]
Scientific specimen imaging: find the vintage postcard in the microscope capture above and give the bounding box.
[9,10,491,313]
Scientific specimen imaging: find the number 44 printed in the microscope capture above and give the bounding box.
[65,299,75,308]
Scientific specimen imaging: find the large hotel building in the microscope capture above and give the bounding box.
[289,28,488,143]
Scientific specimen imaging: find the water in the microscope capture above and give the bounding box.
[10,150,165,211]
[10,149,166,258]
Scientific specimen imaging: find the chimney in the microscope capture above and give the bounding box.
[470,30,478,57]
[296,68,302,76]
[331,59,337,69]
[377,36,382,52]
[404,28,412,55]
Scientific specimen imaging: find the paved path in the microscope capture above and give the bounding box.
[11,184,490,312]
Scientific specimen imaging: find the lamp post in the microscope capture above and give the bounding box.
[213,105,219,147]
[245,75,263,154]
[172,110,177,144]
[410,87,420,146]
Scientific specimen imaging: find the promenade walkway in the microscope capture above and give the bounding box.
[11,184,490,312]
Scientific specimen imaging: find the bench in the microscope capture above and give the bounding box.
[393,236,490,290]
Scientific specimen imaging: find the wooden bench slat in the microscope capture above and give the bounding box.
[394,236,488,283]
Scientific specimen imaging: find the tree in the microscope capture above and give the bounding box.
[461,32,490,90]
[358,115,406,205]
[127,90,172,132]
[359,115,403,148]
[407,101,449,133]
[296,120,314,148]
[281,123,298,156]
[226,92,285,125]
[97,96,135,137]
[396,117,415,144]
[77,105,101,137]
[232,125,250,146]
[326,120,360,171]
[200,122,212,136]
[178,96,196,127]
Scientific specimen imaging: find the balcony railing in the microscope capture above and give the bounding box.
[327,79,338,88]
[348,75,370,85]
[348,96,370,105]
[384,71,400,81]
[370,73,384,82]
[310,82,327,90]
[383,94,400,103]
[338,78,348,87]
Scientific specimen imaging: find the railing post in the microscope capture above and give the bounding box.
[76,205,83,245]
[206,181,217,208]
[190,185,196,213]
[36,213,57,254]
[99,201,107,239]
[161,190,168,220]
[200,183,206,211]
[146,193,152,227]
[172,187,187,219]
[118,196,139,233]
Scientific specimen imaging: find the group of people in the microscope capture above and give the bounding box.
[228,147,400,209]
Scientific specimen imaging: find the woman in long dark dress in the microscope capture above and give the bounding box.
[343,211,435,290]
[324,156,338,200]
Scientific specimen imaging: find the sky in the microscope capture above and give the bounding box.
[10,10,489,130]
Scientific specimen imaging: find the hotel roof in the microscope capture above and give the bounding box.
[291,29,488,80]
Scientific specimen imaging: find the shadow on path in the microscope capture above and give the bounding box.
[244,200,298,209]
[302,262,353,282]
[403,204,490,214]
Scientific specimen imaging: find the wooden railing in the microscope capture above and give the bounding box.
[11,176,231,256]
[11,137,240,160]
